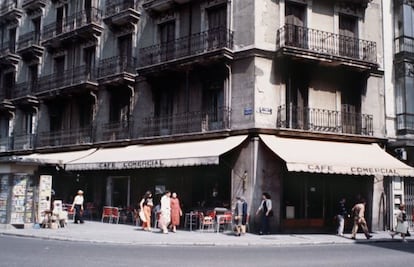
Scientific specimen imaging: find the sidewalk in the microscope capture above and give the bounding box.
[0,221,411,246]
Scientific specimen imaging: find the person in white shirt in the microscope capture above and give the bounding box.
[159,190,171,234]
[71,190,84,224]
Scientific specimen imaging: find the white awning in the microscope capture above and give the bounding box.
[65,135,247,171]
[12,149,98,165]
[260,134,414,177]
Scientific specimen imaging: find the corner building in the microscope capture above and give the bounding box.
[0,0,412,233]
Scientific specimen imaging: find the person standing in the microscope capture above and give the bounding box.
[71,190,84,224]
[159,190,171,234]
[336,197,348,236]
[234,196,248,236]
[256,192,272,235]
[170,192,182,233]
[139,191,154,231]
[351,198,372,240]
[390,204,409,242]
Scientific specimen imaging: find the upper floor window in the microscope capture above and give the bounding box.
[207,4,227,30]
[285,1,306,26]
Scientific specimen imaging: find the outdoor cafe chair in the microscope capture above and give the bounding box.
[101,206,113,223]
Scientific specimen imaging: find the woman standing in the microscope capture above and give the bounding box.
[139,191,153,231]
[170,192,182,233]
[71,190,84,224]
[256,192,272,235]
[390,204,409,242]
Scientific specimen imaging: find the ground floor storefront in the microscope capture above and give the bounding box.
[1,134,413,233]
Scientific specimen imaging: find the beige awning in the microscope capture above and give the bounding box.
[260,134,414,177]
[65,135,247,171]
[12,149,98,165]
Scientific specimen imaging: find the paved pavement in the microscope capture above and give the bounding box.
[0,221,412,246]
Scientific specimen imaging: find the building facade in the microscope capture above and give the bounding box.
[0,0,412,233]
[383,0,414,231]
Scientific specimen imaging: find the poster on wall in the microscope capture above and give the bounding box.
[10,175,28,224]
[37,175,52,223]
[0,175,10,224]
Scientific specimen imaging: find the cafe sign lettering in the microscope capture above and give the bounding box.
[98,160,163,169]
[307,164,399,175]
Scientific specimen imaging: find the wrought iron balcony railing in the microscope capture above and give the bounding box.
[98,56,137,78]
[0,1,18,15]
[139,27,233,66]
[397,113,414,134]
[12,133,35,151]
[141,107,231,137]
[276,24,377,64]
[0,136,13,152]
[13,81,38,98]
[0,41,17,55]
[394,36,414,55]
[43,7,103,40]
[277,104,373,136]
[101,120,133,141]
[36,65,97,94]
[37,127,93,148]
[105,0,138,17]
[17,31,41,50]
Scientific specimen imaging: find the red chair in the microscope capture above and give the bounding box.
[101,206,112,223]
[199,212,215,232]
[111,207,120,224]
[216,211,233,233]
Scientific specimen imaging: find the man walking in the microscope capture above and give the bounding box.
[336,197,347,236]
[351,198,372,240]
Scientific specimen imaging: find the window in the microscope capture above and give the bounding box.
[285,2,306,47]
[56,5,68,34]
[84,46,96,78]
[9,28,16,53]
[118,34,132,71]
[32,17,41,45]
[23,111,36,135]
[28,65,38,92]
[3,72,15,99]
[159,21,175,61]
[207,5,227,49]
[339,14,358,58]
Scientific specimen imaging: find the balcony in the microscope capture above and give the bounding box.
[101,121,133,141]
[276,105,373,136]
[138,27,233,74]
[0,1,23,24]
[141,107,231,138]
[396,113,414,135]
[42,8,104,50]
[0,41,21,67]
[335,0,372,8]
[394,36,414,58]
[13,82,40,103]
[0,136,13,152]
[22,0,47,13]
[104,0,140,31]
[36,66,98,98]
[98,56,137,86]
[276,24,377,70]
[37,127,93,148]
[12,133,35,151]
[17,31,44,61]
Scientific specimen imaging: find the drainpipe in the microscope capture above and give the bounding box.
[225,63,232,127]
[252,136,259,186]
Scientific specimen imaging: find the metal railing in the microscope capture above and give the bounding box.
[139,27,233,66]
[36,127,93,148]
[12,133,35,150]
[0,1,18,16]
[142,107,231,137]
[0,136,13,152]
[397,113,414,133]
[43,7,103,40]
[17,31,41,50]
[13,81,38,98]
[98,56,137,78]
[101,120,133,141]
[395,36,414,55]
[0,41,16,55]
[105,0,137,17]
[37,65,97,93]
[276,24,377,63]
[277,104,373,136]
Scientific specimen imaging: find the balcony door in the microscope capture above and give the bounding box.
[341,82,361,134]
[159,21,175,61]
[84,46,96,80]
[339,15,359,58]
[118,34,132,72]
[285,1,307,48]
[9,28,16,53]
[3,72,15,99]
[28,64,38,93]
[286,68,308,130]
[202,80,224,131]
[56,5,68,35]
[54,56,65,87]
[154,87,174,135]
[32,17,41,45]
[207,5,227,49]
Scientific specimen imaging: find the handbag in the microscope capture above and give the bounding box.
[268,210,274,217]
